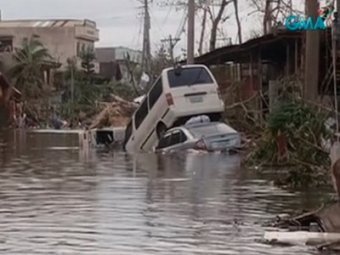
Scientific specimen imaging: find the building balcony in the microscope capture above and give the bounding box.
[75,26,99,42]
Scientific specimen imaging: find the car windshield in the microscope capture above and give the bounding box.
[187,123,236,138]
[167,67,213,88]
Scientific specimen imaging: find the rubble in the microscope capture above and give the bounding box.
[89,95,137,129]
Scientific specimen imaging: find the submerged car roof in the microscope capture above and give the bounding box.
[169,121,238,134]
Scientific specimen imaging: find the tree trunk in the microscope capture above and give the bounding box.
[209,0,228,52]
[304,0,320,101]
[276,133,288,162]
[198,6,208,55]
[209,20,219,52]
[263,0,272,35]
[233,0,242,44]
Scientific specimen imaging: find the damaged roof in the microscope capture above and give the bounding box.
[0,19,97,28]
[192,29,304,65]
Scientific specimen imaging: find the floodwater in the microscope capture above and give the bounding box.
[0,130,335,254]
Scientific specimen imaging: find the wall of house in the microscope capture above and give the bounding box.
[114,47,142,64]
[0,26,101,71]
[0,27,76,70]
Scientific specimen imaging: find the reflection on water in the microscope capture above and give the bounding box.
[0,130,333,254]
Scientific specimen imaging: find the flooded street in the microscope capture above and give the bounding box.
[0,131,334,254]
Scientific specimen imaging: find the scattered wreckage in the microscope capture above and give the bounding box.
[264,202,340,251]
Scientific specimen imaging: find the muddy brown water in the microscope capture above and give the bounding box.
[0,130,336,254]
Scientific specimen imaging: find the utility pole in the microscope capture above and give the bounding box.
[187,0,195,64]
[333,0,340,134]
[161,35,180,64]
[141,0,151,77]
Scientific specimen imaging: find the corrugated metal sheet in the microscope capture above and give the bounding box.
[0,19,94,28]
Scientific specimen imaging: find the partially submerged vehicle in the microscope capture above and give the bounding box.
[154,117,241,153]
[87,127,125,149]
[124,64,225,153]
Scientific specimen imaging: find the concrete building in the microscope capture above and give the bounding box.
[0,19,99,71]
[95,47,142,83]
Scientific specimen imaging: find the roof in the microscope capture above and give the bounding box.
[0,19,97,28]
[169,121,238,134]
[192,29,304,65]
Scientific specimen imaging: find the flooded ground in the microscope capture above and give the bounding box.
[0,130,335,254]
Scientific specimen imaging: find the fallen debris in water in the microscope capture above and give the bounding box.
[89,95,138,129]
[264,202,340,251]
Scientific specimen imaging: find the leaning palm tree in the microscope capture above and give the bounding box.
[10,36,52,99]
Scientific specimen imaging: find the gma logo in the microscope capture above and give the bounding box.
[285,15,329,31]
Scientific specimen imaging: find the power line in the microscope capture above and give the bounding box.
[175,8,188,40]
[161,35,180,63]
[161,2,174,27]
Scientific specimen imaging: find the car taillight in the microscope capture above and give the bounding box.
[194,139,207,150]
[166,93,174,106]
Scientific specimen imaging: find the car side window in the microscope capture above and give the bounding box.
[169,131,181,146]
[179,130,187,143]
[168,130,188,146]
[158,130,187,149]
[158,134,171,149]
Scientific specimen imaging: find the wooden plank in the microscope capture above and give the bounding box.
[28,129,84,134]
[264,231,340,246]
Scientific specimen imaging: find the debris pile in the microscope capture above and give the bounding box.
[89,95,138,129]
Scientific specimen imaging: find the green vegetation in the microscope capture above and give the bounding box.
[4,38,138,127]
[10,36,52,98]
[60,47,137,124]
[242,80,332,188]
[247,100,331,188]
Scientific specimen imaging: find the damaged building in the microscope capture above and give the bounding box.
[193,27,336,122]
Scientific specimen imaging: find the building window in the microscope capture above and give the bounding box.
[0,37,13,53]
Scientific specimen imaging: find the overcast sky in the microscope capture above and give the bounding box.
[1,0,303,57]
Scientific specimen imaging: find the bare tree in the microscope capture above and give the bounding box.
[232,0,242,43]
[248,0,297,35]
[208,0,232,51]
[198,4,208,55]
[159,0,234,53]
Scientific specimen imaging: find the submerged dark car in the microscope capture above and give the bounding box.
[155,121,241,153]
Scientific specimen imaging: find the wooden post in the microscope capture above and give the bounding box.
[295,39,299,75]
[249,53,253,87]
[304,0,320,101]
[286,42,290,76]
[258,50,263,124]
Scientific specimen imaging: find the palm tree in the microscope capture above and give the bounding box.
[10,36,52,98]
